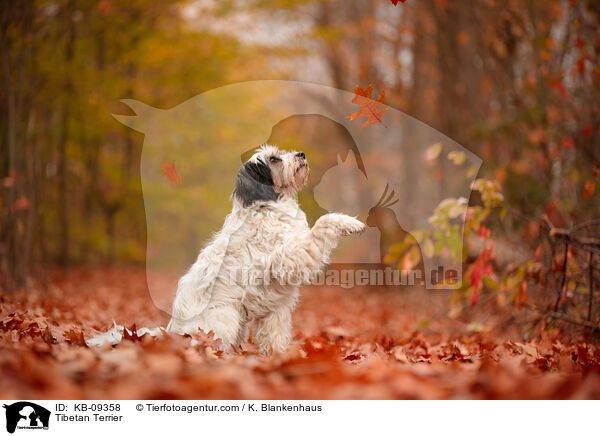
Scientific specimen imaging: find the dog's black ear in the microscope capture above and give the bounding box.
[234,159,279,207]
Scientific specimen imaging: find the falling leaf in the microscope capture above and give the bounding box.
[425,142,442,161]
[346,84,389,128]
[583,180,595,198]
[160,162,183,185]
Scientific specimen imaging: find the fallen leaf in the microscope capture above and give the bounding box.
[63,329,88,347]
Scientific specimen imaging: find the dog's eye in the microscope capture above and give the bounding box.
[269,156,281,163]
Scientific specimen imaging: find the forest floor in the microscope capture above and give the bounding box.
[0,267,599,399]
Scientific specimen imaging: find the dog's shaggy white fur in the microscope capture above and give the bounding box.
[166,145,365,354]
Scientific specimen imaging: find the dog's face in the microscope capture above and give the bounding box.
[234,144,309,207]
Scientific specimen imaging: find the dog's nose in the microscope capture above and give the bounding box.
[296,152,306,159]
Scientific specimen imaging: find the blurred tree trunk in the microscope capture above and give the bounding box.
[57,0,75,267]
[0,1,36,290]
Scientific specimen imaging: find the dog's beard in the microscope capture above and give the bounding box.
[273,158,309,195]
[293,161,309,191]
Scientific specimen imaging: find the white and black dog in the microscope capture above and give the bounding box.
[166,145,365,354]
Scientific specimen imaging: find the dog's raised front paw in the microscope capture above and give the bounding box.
[314,213,366,237]
[338,215,366,236]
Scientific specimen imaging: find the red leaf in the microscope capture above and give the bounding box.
[346,84,389,128]
[469,246,494,307]
[582,124,593,137]
[390,0,407,4]
[562,136,575,149]
[583,180,595,198]
[593,161,600,179]
[97,0,111,15]
[470,287,479,307]
[160,162,183,185]
[0,314,23,331]
[123,323,144,342]
[535,245,542,262]
[549,78,568,99]
[20,322,42,339]
[63,329,88,347]
[11,196,30,212]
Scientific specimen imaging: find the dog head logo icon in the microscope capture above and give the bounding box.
[3,402,50,433]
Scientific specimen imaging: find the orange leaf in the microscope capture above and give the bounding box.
[516,281,527,310]
[160,162,183,185]
[535,245,542,262]
[346,84,389,128]
[63,329,88,347]
[583,180,595,198]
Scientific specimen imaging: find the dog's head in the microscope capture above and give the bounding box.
[234,144,310,207]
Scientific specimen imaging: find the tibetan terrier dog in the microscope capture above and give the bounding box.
[166,145,365,354]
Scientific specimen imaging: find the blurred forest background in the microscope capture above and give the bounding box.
[1,0,599,298]
[1,0,600,401]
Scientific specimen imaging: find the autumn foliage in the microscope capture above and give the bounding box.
[0,268,598,400]
[346,84,389,128]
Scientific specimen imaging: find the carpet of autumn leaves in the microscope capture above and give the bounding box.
[1,267,599,400]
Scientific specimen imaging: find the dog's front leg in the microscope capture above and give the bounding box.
[268,213,365,285]
[200,305,242,353]
[253,305,294,355]
[312,212,366,238]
